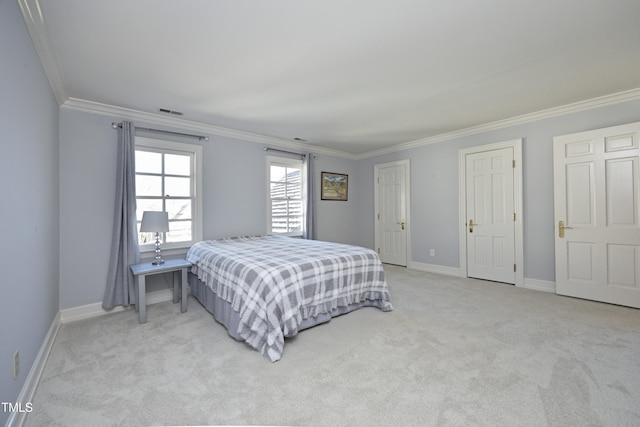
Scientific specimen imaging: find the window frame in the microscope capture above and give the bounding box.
[135,136,203,256]
[266,155,305,237]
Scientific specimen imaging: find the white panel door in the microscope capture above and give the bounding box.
[377,163,407,266]
[553,122,640,308]
[465,147,516,284]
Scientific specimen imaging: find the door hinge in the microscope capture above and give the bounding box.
[377,213,380,220]
[512,160,516,168]
[514,264,516,272]
[377,247,380,254]
[513,212,516,221]
[377,176,380,184]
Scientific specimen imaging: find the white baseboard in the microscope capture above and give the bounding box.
[7,312,62,427]
[408,261,557,294]
[523,278,556,293]
[60,288,174,324]
[408,261,463,277]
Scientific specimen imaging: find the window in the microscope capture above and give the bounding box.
[267,156,304,236]
[135,137,202,253]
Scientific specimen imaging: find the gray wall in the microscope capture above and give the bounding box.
[354,99,640,282]
[58,109,357,308]
[0,0,60,423]
[315,155,359,244]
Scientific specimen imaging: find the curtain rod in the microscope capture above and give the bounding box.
[264,147,307,157]
[112,122,209,141]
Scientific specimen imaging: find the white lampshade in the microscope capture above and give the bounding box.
[140,211,169,232]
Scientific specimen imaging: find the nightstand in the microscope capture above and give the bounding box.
[130,258,192,324]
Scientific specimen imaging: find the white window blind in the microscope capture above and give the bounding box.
[267,156,304,236]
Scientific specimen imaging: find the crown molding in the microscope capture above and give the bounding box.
[61,98,358,160]
[61,85,640,162]
[355,87,640,159]
[18,0,67,105]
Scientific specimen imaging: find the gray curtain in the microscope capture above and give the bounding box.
[103,121,140,309]
[303,153,316,239]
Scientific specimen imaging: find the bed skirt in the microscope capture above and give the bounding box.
[188,272,386,343]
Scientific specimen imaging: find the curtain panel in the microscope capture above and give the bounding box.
[103,121,140,309]
[303,153,316,240]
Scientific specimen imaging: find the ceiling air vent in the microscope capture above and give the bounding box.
[159,108,184,116]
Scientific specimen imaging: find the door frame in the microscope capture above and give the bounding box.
[374,159,411,266]
[458,139,524,287]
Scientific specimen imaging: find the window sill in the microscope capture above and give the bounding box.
[140,246,190,261]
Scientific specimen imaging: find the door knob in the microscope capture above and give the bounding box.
[558,220,573,238]
[468,219,474,233]
[398,220,405,230]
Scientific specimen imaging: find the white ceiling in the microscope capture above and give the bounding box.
[21,0,640,155]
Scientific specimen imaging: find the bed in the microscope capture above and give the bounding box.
[186,235,393,362]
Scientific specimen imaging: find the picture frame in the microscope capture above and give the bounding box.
[321,171,348,201]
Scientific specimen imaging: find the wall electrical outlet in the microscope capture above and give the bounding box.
[13,351,19,379]
[429,249,435,257]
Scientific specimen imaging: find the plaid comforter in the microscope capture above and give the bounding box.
[186,235,392,361]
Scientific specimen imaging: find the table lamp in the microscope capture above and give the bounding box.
[140,211,170,265]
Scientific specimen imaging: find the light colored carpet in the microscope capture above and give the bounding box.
[26,265,640,426]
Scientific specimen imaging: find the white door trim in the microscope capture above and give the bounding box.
[374,159,411,266]
[458,139,524,287]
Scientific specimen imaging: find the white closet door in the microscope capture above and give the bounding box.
[465,147,516,284]
[553,121,640,308]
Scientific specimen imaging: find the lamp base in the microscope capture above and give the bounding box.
[152,232,165,265]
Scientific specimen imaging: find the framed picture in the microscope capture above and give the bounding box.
[321,172,348,201]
